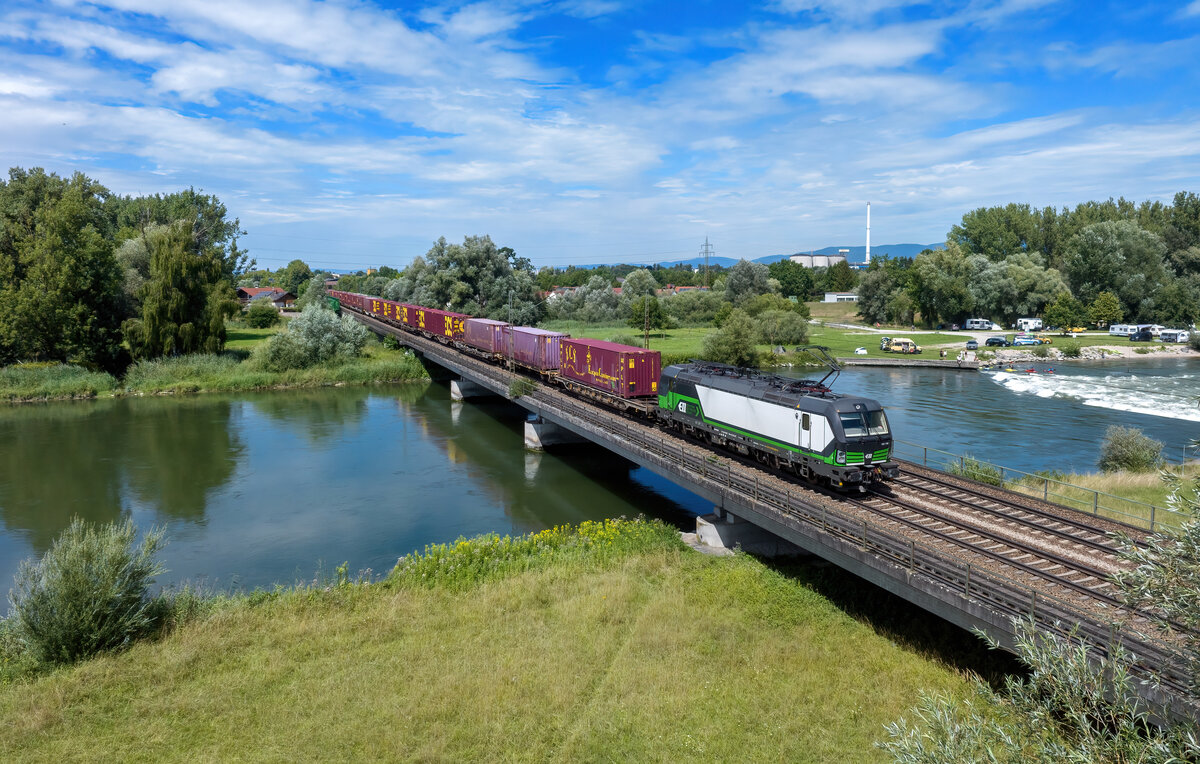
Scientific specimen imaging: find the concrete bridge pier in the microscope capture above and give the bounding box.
[450,377,493,401]
[524,416,587,450]
[696,511,808,558]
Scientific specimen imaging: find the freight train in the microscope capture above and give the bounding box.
[328,289,898,489]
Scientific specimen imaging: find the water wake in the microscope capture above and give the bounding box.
[987,370,1200,423]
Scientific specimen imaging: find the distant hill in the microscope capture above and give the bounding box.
[542,243,943,270]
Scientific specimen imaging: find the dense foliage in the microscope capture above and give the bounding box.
[244,301,281,328]
[1098,426,1165,473]
[701,309,759,367]
[889,193,1200,327]
[258,305,370,371]
[0,167,248,371]
[383,236,542,325]
[9,518,165,664]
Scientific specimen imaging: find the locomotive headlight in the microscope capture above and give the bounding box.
[836,450,846,464]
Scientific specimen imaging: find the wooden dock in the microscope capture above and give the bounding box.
[836,357,980,370]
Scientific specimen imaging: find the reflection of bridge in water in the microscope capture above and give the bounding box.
[350,310,1195,720]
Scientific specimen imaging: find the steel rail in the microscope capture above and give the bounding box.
[347,308,1196,702]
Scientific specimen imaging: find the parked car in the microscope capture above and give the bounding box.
[1130,330,1154,342]
[985,337,1008,347]
[1012,335,1041,346]
[854,347,868,355]
[1034,335,1053,344]
[965,339,978,350]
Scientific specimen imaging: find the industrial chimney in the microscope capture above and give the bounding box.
[865,202,871,266]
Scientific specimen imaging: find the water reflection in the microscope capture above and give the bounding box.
[0,397,243,551]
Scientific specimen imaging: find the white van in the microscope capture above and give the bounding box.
[1109,324,1137,337]
[1017,317,1042,332]
[1160,329,1190,343]
[964,318,991,330]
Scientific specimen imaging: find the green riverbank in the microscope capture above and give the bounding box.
[0,520,990,761]
[0,331,429,403]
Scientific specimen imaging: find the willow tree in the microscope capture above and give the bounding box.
[123,220,238,358]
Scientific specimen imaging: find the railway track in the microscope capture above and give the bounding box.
[352,309,1195,705]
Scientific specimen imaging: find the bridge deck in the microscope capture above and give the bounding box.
[350,310,1193,719]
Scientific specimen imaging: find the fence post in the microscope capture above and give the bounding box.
[923,446,928,466]
[965,564,970,596]
[1093,491,1099,516]
[1030,589,1037,618]
[909,541,915,572]
[1150,504,1156,532]
[1044,478,1048,501]
[960,454,965,473]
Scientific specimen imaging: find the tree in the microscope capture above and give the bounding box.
[757,310,809,345]
[1087,290,1123,328]
[383,236,541,325]
[295,275,329,311]
[701,309,759,367]
[1042,292,1086,331]
[908,242,975,326]
[1065,221,1169,321]
[767,259,815,299]
[1154,276,1200,327]
[626,295,667,332]
[108,187,251,279]
[823,260,859,292]
[278,259,312,295]
[724,259,773,307]
[661,289,724,326]
[123,220,239,358]
[949,203,1043,262]
[619,268,659,305]
[0,168,127,371]
[244,301,280,328]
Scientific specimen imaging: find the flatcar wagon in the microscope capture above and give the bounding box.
[658,361,898,489]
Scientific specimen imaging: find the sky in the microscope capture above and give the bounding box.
[2,0,1200,271]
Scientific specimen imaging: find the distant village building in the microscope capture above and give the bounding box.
[237,287,296,309]
[822,292,858,303]
[790,254,846,268]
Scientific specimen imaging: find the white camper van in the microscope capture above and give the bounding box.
[1017,317,1042,332]
[963,318,991,330]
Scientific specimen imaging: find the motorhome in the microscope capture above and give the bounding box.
[1109,324,1138,337]
[885,337,922,354]
[1160,329,1190,343]
[1016,317,1042,332]
[963,318,991,330]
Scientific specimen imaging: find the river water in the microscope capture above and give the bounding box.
[1,355,1197,597]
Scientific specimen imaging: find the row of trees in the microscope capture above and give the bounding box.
[0,167,248,372]
[861,193,1200,328]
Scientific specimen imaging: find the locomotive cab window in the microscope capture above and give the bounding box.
[801,413,810,431]
[839,410,889,438]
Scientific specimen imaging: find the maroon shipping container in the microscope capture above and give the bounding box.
[464,318,508,354]
[559,338,661,398]
[415,306,467,341]
[506,326,565,371]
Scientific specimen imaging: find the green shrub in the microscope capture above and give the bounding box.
[1098,426,1164,473]
[0,363,118,400]
[1058,339,1082,358]
[257,306,370,372]
[1030,345,1049,358]
[946,455,1005,487]
[244,301,280,328]
[381,334,400,351]
[757,310,809,345]
[607,333,640,347]
[701,309,759,367]
[508,378,536,398]
[9,518,166,665]
[1190,333,1200,352]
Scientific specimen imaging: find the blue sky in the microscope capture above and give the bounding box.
[3,0,1200,270]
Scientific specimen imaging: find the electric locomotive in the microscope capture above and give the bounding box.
[657,360,899,490]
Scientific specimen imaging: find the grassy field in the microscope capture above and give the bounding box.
[1009,465,1200,530]
[0,520,984,761]
[223,321,288,352]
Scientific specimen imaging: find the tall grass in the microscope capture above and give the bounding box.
[0,520,977,761]
[0,363,118,401]
[945,455,1006,487]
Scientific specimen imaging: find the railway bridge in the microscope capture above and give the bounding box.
[349,310,1194,719]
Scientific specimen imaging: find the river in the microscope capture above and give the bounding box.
[1,355,1197,597]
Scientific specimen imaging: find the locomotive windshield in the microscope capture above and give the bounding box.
[839,410,889,438]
